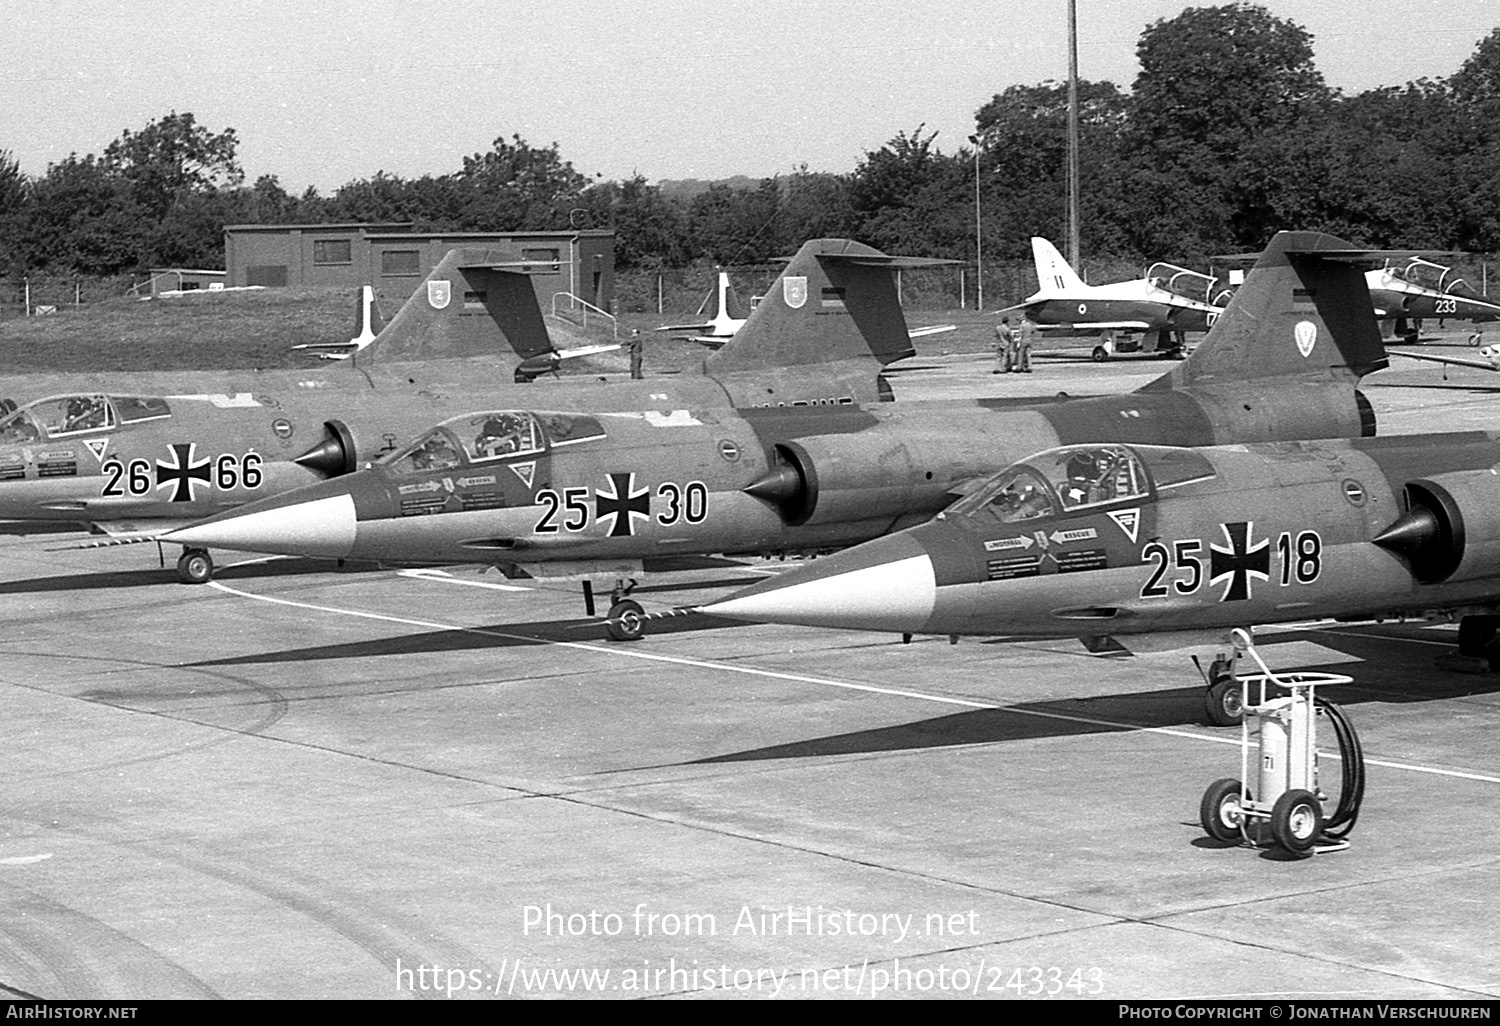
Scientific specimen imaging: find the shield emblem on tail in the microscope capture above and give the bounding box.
[783,276,808,309]
[427,280,452,310]
[1294,320,1317,358]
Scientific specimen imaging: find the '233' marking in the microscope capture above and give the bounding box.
[533,480,707,534]
[1140,530,1322,600]
[102,452,264,498]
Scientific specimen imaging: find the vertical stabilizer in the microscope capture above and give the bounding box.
[1032,237,1087,295]
[704,239,929,377]
[356,248,555,366]
[718,272,748,321]
[1140,230,1389,391]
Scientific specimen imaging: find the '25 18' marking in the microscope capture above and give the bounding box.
[1140,529,1321,602]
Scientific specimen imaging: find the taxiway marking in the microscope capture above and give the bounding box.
[205,580,1500,787]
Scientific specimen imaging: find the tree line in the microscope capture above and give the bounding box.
[3,3,1500,288]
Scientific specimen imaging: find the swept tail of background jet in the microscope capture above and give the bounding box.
[1030,236,1089,295]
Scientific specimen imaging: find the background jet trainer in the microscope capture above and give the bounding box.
[164,231,1391,623]
[0,239,953,577]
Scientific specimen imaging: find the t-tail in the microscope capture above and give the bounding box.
[345,248,577,373]
[703,239,952,404]
[1142,230,1390,393]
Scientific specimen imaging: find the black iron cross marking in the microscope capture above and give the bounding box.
[1209,521,1270,602]
[156,443,212,502]
[595,472,650,537]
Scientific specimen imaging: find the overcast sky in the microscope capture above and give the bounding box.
[3,0,1495,193]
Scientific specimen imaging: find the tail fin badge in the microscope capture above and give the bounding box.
[427,280,452,310]
[783,276,808,309]
[1295,320,1317,358]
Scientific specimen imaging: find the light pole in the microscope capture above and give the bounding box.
[970,135,983,312]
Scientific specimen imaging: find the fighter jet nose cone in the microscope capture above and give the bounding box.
[702,546,937,632]
[163,492,359,558]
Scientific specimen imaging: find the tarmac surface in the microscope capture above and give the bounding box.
[3,338,1499,1000]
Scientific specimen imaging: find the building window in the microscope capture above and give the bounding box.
[522,247,560,269]
[313,239,352,265]
[381,250,421,276]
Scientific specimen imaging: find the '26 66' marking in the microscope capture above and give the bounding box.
[102,451,264,501]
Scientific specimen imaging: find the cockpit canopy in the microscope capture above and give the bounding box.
[0,394,171,444]
[384,410,608,476]
[947,443,1216,525]
[1389,257,1484,301]
[1144,262,1220,306]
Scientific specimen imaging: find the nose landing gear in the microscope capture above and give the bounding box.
[176,547,213,584]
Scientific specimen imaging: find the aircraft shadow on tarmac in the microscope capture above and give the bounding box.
[662,626,1498,767]
[0,557,391,594]
[183,609,740,667]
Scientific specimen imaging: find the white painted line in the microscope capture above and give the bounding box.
[397,569,531,592]
[204,581,1500,787]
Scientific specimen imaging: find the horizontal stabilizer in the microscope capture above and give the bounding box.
[910,324,956,338]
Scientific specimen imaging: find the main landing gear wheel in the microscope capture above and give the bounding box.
[1202,658,1242,727]
[1199,778,1250,843]
[1091,346,1109,363]
[605,599,645,642]
[1270,788,1324,856]
[176,548,213,584]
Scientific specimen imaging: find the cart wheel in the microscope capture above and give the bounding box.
[1091,346,1108,363]
[1199,778,1250,843]
[1270,788,1324,856]
[1203,676,1243,727]
[605,599,646,642]
[176,549,213,584]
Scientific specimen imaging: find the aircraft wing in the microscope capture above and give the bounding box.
[1389,349,1500,373]
[909,324,956,338]
[657,322,716,334]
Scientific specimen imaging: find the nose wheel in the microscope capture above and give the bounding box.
[176,547,214,584]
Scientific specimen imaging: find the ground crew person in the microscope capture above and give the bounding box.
[626,329,644,379]
[993,316,1015,374]
[1014,318,1034,373]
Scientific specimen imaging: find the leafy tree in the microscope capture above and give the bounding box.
[101,111,242,219]
[848,127,970,256]
[20,155,148,275]
[1127,3,1332,251]
[580,175,688,268]
[0,149,27,273]
[454,134,594,230]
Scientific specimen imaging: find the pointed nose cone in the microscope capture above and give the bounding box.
[701,533,937,632]
[161,482,358,558]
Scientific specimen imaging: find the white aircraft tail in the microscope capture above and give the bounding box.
[292,285,385,359]
[1031,237,1087,295]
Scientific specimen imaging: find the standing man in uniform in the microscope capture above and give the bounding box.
[1015,317,1034,373]
[993,316,1015,374]
[626,328,644,379]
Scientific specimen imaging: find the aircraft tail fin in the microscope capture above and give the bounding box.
[1031,236,1087,295]
[291,285,385,359]
[354,248,555,367]
[1140,230,1389,391]
[718,271,748,321]
[704,239,953,378]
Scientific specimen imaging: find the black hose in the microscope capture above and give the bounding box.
[1316,697,1365,839]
